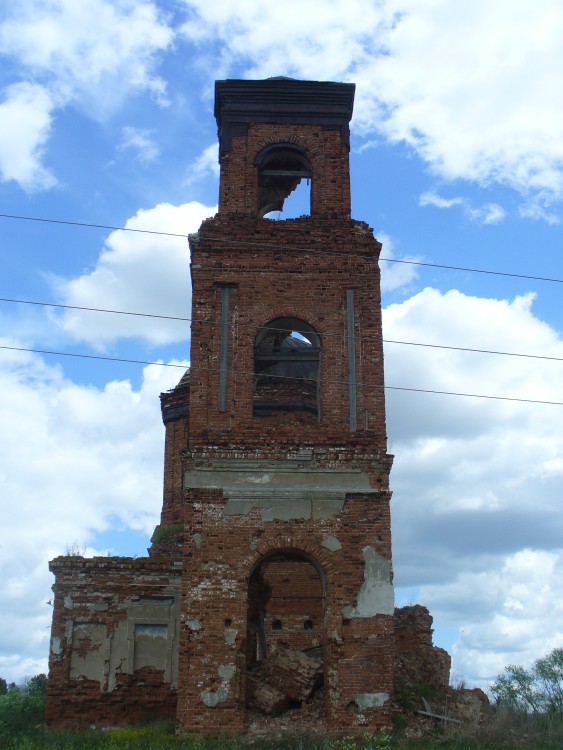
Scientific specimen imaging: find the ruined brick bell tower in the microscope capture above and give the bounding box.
[176,78,395,734]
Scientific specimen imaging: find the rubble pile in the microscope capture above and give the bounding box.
[247,645,323,716]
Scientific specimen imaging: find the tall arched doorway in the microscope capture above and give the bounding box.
[245,550,326,719]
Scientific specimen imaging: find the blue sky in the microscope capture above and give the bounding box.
[1,0,563,687]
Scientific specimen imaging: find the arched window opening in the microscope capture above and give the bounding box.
[253,317,320,418]
[254,144,312,218]
[246,550,325,720]
[263,178,311,220]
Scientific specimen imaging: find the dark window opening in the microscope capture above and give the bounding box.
[254,317,320,417]
[304,619,314,631]
[272,619,283,631]
[254,144,311,218]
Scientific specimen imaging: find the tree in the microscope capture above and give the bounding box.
[492,648,563,715]
[25,674,47,698]
[0,678,6,696]
[0,674,46,739]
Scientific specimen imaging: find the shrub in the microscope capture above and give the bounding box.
[0,684,44,740]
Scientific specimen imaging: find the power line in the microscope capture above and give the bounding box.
[0,213,190,239]
[0,345,187,369]
[1,344,561,407]
[383,339,563,363]
[2,212,563,285]
[0,296,190,322]
[2,295,562,363]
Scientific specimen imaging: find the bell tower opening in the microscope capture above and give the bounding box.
[253,317,320,418]
[255,143,312,218]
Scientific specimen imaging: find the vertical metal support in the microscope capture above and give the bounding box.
[346,289,357,432]
[218,286,230,412]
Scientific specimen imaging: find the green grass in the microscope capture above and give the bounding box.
[3,726,563,750]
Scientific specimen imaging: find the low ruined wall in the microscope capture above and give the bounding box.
[394,604,451,699]
[46,556,181,728]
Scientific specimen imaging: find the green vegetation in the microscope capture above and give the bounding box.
[3,652,563,749]
[0,675,46,744]
[492,648,563,715]
[150,523,184,545]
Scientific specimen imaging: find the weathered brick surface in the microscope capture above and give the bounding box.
[47,79,398,736]
[45,557,181,728]
[394,605,452,699]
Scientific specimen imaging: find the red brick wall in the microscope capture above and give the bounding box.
[188,216,387,449]
[219,125,351,218]
[178,105,395,735]
[177,489,394,734]
[46,557,181,728]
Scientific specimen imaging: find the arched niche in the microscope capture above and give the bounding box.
[253,317,320,418]
[254,143,312,218]
[246,549,326,716]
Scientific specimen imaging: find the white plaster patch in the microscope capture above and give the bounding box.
[218,664,235,681]
[322,535,343,552]
[244,473,272,484]
[51,636,62,655]
[331,629,343,645]
[64,595,73,609]
[224,628,238,646]
[193,533,202,549]
[187,619,201,631]
[200,688,228,707]
[342,546,394,618]
[354,692,389,710]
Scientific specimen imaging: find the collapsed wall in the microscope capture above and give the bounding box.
[394,604,452,703]
[45,556,181,728]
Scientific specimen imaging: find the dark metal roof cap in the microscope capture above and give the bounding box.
[214,78,355,152]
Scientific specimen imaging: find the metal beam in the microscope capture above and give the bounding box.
[346,289,357,431]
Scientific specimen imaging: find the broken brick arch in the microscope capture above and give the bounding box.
[254,143,312,218]
[246,547,326,715]
[253,316,320,418]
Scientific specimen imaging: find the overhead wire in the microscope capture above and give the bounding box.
[1,295,562,363]
[1,343,562,407]
[2,211,563,285]
[2,212,562,406]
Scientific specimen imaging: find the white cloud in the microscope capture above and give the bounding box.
[185,142,219,184]
[429,550,563,684]
[0,343,187,682]
[420,191,506,225]
[519,199,561,225]
[0,0,174,188]
[361,1,563,200]
[385,287,563,684]
[419,192,465,211]
[378,231,421,292]
[0,1,173,115]
[468,203,506,225]
[180,0,388,81]
[53,201,216,348]
[119,126,160,164]
[0,82,56,190]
